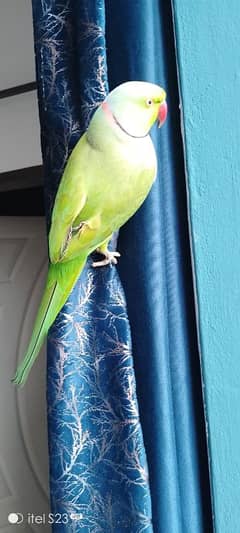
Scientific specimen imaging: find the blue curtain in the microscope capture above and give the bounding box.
[105,2,213,532]
[32,1,212,532]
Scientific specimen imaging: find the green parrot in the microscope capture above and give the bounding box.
[12,81,167,386]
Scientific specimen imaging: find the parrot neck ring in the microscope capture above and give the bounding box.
[101,102,149,139]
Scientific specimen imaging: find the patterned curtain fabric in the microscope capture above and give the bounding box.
[105,2,213,532]
[32,1,152,532]
[32,1,212,532]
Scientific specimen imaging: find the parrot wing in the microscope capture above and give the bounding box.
[49,134,89,264]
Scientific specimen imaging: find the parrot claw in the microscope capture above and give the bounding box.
[92,250,120,268]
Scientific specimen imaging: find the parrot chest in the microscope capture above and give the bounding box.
[87,135,157,230]
[58,134,157,259]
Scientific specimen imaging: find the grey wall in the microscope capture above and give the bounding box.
[0,0,42,175]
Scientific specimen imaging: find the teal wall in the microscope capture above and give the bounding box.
[172,1,240,531]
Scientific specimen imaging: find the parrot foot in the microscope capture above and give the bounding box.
[92,250,120,268]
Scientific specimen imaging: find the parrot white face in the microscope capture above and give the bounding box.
[103,81,167,138]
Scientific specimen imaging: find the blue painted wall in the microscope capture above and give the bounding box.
[172,1,240,531]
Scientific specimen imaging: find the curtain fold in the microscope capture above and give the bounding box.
[32,1,152,531]
[105,1,213,532]
[32,0,212,532]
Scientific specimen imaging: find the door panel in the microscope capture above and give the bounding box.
[0,217,50,531]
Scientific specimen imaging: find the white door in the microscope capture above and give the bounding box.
[0,217,50,531]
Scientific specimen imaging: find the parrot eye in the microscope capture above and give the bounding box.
[146,98,153,107]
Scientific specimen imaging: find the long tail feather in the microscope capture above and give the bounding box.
[12,255,87,386]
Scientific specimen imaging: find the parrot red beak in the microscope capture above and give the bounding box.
[158,100,168,127]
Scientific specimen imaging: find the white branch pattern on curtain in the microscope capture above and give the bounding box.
[32,1,153,530]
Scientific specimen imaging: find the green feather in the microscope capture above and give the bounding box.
[12,255,87,386]
[12,81,167,386]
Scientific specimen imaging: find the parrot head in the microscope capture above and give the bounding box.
[101,81,167,138]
